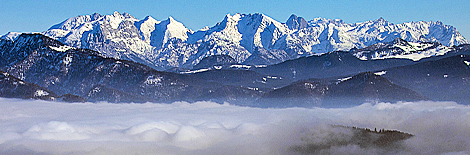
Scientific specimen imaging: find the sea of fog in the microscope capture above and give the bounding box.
[0,98,469,155]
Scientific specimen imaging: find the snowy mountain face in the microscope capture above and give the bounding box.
[351,38,452,61]
[15,12,464,70]
[286,17,468,56]
[42,11,193,70]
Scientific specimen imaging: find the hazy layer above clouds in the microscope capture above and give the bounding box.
[0,98,469,155]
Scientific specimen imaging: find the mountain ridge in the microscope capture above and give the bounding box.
[0,33,224,103]
[3,12,467,70]
[256,72,426,108]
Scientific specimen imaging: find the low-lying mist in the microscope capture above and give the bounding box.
[0,98,469,155]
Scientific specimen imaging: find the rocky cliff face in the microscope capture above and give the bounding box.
[286,14,308,30]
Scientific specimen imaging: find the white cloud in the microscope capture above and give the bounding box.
[0,98,469,155]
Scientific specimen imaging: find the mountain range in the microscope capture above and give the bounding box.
[1,12,470,107]
[3,12,468,70]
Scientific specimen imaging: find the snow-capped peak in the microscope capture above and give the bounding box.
[43,11,138,41]
[286,14,308,30]
[135,16,161,43]
[112,11,121,16]
[150,16,191,47]
[373,17,387,24]
[167,16,176,22]
[102,11,138,29]
[0,32,22,41]
[48,13,102,31]
[225,13,242,22]
[195,13,244,44]
[223,13,290,52]
[164,16,191,36]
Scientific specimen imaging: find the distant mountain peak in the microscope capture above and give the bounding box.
[151,15,190,47]
[286,14,308,30]
[368,17,389,25]
[224,13,242,21]
[376,17,385,22]
[163,16,184,25]
[142,15,153,21]
[0,32,22,41]
[112,11,120,16]
[167,16,175,21]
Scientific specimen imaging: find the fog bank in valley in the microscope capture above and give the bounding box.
[0,98,469,154]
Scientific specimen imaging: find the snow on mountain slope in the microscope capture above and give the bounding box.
[30,12,468,70]
[352,38,452,61]
[234,13,290,52]
[190,13,290,51]
[135,16,160,44]
[43,12,155,63]
[149,16,191,48]
[0,32,22,41]
[290,17,469,55]
[182,13,292,67]
[43,11,192,70]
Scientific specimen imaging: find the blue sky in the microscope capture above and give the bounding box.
[1,0,469,39]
